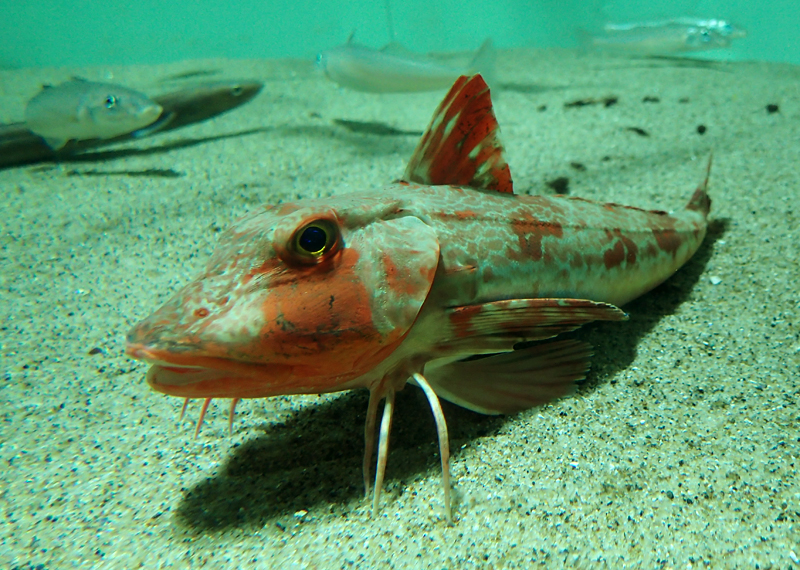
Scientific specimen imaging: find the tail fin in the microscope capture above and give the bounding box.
[686,154,712,216]
[467,39,496,87]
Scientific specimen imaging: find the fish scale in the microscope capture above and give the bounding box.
[378,182,707,308]
[126,74,711,524]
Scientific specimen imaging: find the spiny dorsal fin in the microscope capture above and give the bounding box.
[403,74,513,194]
[685,153,712,216]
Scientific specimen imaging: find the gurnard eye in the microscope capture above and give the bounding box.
[297,224,330,255]
[284,218,340,264]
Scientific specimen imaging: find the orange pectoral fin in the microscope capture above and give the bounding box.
[445,298,628,348]
[421,339,594,415]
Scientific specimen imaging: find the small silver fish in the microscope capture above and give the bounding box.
[24,78,163,150]
[317,37,495,93]
[587,18,746,55]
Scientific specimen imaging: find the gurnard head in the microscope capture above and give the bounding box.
[126,197,440,399]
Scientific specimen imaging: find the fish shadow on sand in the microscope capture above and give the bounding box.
[54,127,271,163]
[174,219,727,533]
[575,217,728,388]
[498,82,574,95]
[633,56,734,72]
[174,388,501,532]
[63,122,414,165]
[22,120,409,167]
[280,124,420,157]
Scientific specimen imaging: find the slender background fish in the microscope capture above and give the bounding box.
[584,18,746,55]
[24,78,162,149]
[317,36,495,92]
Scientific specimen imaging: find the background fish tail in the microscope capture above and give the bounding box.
[467,39,497,87]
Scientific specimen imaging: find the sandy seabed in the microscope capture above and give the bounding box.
[1,49,798,569]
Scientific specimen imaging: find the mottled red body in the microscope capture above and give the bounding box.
[126,75,711,523]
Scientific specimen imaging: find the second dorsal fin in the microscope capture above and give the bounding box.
[403,74,514,194]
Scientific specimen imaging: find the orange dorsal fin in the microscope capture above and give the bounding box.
[403,74,514,194]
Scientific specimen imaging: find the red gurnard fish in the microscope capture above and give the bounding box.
[126,74,711,524]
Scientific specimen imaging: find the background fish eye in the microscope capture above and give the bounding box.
[104,95,118,109]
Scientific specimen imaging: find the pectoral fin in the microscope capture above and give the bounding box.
[421,339,593,415]
[131,110,175,137]
[444,297,627,351]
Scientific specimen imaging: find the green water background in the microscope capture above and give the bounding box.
[0,0,793,68]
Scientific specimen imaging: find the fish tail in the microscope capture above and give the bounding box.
[467,39,496,86]
[686,153,712,217]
